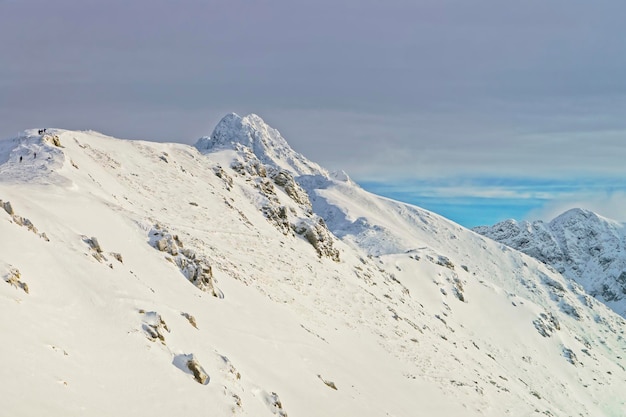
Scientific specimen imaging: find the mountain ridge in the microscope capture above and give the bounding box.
[474,208,626,317]
[1,116,625,416]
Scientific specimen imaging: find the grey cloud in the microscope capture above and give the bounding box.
[2,0,626,184]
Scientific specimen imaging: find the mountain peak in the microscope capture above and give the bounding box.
[196,113,288,151]
[549,207,607,229]
[475,207,626,316]
[195,113,325,176]
[553,207,594,220]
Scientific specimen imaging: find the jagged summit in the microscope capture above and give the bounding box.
[475,208,626,317]
[197,113,288,151]
[195,113,325,176]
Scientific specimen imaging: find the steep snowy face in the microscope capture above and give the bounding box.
[473,219,562,263]
[195,113,325,176]
[197,113,417,256]
[475,208,626,317]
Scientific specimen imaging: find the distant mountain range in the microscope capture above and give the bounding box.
[1,114,625,416]
[474,208,626,317]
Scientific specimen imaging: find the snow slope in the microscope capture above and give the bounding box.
[1,118,625,417]
[474,209,626,318]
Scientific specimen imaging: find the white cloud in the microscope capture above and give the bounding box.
[525,190,626,222]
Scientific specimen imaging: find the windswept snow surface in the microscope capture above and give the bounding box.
[1,118,625,417]
[475,209,626,318]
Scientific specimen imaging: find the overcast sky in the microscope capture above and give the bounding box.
[2,0,625,226]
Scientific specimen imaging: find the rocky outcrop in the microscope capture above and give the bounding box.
[213,165,234,190]
[263,204,291,235]
[533,311,560,337]
[231,152,267,177]
[150,224,223,297]
[294,218,340,261]
[173,353,210,385]
[4,267,28,294]
[181,312,198,329]
[318,374,338,390]
[140,310,170,343]
[42,134,62,147]
[268,168,311,207]
[195,113,343,262]
[80,236,123,267]
[265,391,288,417]
[1,199,49,241]
[222,147,340,261]
[85,236,104,259]
[186,355,210,385]
[2,200,14,216]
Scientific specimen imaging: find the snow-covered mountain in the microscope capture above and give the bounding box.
[474,209,626,318]
[1,114,625,417]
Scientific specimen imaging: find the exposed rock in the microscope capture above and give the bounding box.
[451,275,466,302]
[562,347,579,366]
[270,170,291,187]
[214,144,340,263]
[43,134,62,147]
[150,225,222,297]
[533,311,560,337]
[436,255,455,270]
[87,237,103,253]
[318,374,338,390]
[2,200,49,240]
[542,274,566,295]
[188,260,219,295]
[257,178,276,196]
[265,391,288,417]
[230,149,267,177]
[181,312,198,329]
[156,235,179,256]
[83,236,107,262]
[294,218,340,261]
[141,310,170,343]
[2,200,14,216]
[263,205,291,235]
[268,168,311,207]
[219,355,241,380]
[213,165,234,190]
[560,301,583,320]
[186,355,210,385]
[4,267,28,294]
